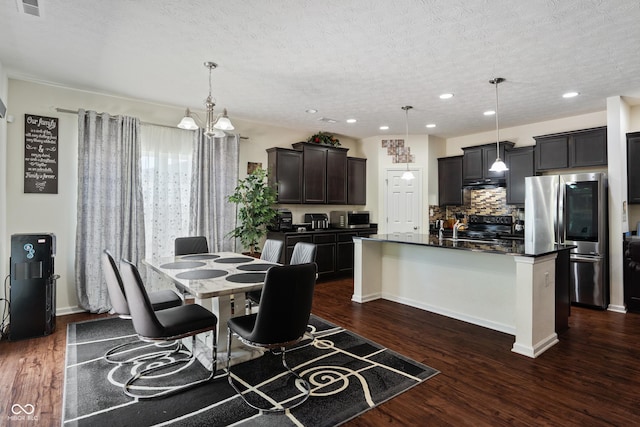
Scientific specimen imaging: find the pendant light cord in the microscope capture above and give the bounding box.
[494,77,500,151]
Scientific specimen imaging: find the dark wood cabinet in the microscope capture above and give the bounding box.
[267,148,303,203]
[291,142,349,204]
[326,149,347,204]
[623,237,640,313]
[505,147,535,205]
[535,136,568,171]
[627,132,640,204]
[438,156,463,206]
[347,157,367,205]
[462,142,513,184]
[569,127,607,167]
[535,127,607,172]
[267,227,378,279]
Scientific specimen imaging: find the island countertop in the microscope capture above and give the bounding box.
[357,233,575,257]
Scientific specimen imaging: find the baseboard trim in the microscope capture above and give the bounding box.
[56,306,87,316]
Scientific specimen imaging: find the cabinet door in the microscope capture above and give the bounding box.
[267,148,303,204]
[326,149,347,204]
[347,157,367,205]
[628,132,640,204]
[535,136,568,171]
[438,156,463,206]
[313,233,336,279]
[462,146,483,182]
[505,147,534,205]
[484,144,510,180]
[302,145,327,203]
[569,128,607,167]
[336,232,358,273]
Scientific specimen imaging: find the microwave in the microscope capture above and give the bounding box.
[330,211,370,229]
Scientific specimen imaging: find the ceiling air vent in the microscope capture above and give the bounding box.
[16,0,42,17]
[318,117,338,124]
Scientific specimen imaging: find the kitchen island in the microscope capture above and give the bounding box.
[353,233,574,358]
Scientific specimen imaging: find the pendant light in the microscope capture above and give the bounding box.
[400,105,415,181]
[177,61,234,139]
[488,77,508,172]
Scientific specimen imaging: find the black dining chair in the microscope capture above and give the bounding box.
[226,262,317,412]
[119,259,219,399]
[102,249,183,364]
[246,239,285,310]
[175,236,209,256]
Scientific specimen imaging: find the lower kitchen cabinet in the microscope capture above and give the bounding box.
[623,237,640,313]
[266,227,378,280]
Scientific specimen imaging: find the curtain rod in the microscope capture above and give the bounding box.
[55,107,248,139]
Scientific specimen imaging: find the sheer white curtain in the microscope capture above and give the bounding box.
[140,124,193,259]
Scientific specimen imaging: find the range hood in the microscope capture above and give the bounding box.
[463,178,506,189]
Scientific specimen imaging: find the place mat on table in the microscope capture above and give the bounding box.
[225,272,266,283]
[180,254,220,260]
[214,257,254,264]
[160,261,206,269]
[176,269,228,280]
[236,263,276,272]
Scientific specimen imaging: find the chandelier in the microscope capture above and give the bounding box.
[177,61,234,138]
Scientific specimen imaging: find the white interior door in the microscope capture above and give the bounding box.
[385,169,422,233]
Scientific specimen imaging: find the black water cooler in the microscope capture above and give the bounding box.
[9,234,58,340]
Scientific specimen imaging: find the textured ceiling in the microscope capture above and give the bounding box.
[2,0,640,139]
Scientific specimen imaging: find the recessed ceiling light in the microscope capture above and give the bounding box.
[484,110,496,116]
[439,93,454,100]
[346,118,357,123]
[305,109,318,114]
[379,125,389,130]
[562,92,579,98]
[426,124,436,128]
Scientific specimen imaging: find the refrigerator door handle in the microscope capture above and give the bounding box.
[570,254,603,262]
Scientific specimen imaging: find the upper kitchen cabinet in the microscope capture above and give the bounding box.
[438,156,463,206]
[347,157,367,205]
[292,142,349,204]
[505,146,535,205]
[627,131,640,204]
[534,126,607,171]
[267,147,303,203]
[462,142,514,185]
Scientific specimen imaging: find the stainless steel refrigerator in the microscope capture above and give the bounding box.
[525,173,608,309]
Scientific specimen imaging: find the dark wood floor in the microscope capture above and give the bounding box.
[1,278,639,426]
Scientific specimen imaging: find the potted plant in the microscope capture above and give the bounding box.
[227,167,278,256]
[307,131,341,146]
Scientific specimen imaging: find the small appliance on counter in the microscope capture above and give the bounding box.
[304,213,329,230]
[268,208,293,231]
[330,211,370,229]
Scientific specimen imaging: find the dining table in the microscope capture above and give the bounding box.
[143,251,278,367]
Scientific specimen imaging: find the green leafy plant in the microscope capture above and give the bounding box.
[227,168,278,256]
[307,131,341,146]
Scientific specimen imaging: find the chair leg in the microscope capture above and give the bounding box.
[226,331,311,412]
[123,330,217,400]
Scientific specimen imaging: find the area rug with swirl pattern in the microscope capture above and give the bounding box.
[63,315,438,426]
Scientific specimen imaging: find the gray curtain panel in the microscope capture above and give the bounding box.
[190,131,239,252]
[76,110,146,313]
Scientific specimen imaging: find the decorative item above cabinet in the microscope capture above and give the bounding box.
[534,126,607,172]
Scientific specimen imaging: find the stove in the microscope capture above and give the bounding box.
[463,215,517,240]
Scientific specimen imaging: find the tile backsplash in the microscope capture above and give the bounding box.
[429,187,522,223]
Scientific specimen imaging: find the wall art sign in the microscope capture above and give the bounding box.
[24,114,59,194]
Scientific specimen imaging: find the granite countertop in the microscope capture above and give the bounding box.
[357,233,575,257]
